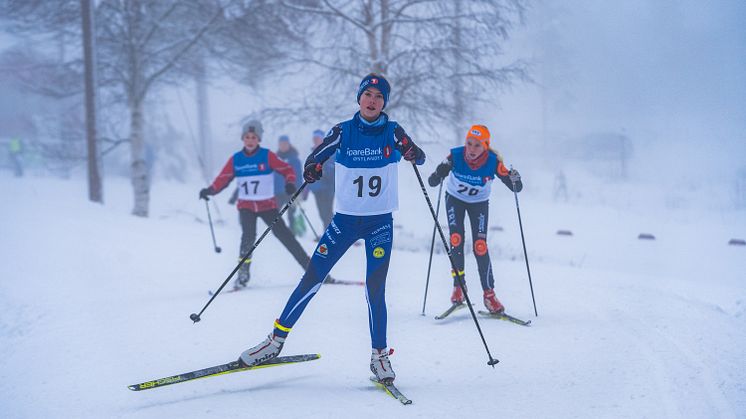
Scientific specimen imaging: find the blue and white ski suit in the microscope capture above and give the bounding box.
[272,112,425,349]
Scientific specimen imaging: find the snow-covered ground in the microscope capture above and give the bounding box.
[1,170,744,418]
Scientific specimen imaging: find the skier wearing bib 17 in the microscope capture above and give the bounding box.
[237,74,425,384]
[427,125,523,314]
[199,120,312,289]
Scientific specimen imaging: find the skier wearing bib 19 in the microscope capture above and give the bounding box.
[238,74,425,384]
[198,120,313,290]
[427,125,523,314]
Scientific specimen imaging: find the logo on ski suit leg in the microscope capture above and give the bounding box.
[372,247,385,258]
[316,243,329,257]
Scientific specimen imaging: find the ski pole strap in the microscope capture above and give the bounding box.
[274,319,292,333]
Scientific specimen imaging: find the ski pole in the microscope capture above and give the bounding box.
[410,162,500,367]
[421,181,443,316]
[190,182,308,323]
[510,166,538,317]
[204,199,222,253]
[297,204,320,241]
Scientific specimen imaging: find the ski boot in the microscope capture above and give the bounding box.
[370,348,396,384]
[239,333,285,367]
[450,284,466,304]
[234,259,251,289]
[483,289,505,314]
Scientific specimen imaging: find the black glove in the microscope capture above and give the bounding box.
[396,136,424,162]
[199,187,213,201]
[303,162,323,183]
[509,169,521,184]
[285,182,297,195]
[435,162,451,178]
[428,172,442,187]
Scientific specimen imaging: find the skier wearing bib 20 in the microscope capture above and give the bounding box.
[199,120,313,289]
[238,74,425,384]
[427,125,523,314]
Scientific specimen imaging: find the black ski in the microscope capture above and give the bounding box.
[478,311,532,326]
[128,354,320,391]
[434,302,468,320]
[370,376,412,405]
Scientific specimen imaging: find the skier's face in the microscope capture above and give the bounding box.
[243,132,260,151]
[278,141,290,153]
[465,138,485,160]
[359,87,384,121]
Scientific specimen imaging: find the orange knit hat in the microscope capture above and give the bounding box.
[465,125,490,149]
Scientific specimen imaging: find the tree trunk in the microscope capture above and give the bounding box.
[130,98,149,217]
[196,57,213,181]
[81,0,103,203]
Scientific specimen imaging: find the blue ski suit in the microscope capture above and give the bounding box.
[271,112,425,349]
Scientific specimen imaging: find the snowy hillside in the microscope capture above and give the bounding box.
[1,171,744,419]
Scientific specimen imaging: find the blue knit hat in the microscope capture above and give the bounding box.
[312,129,325,139]
[278,135,290,143]
[357,74,390,109]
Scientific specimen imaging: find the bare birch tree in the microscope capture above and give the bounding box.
[265,0,530,139]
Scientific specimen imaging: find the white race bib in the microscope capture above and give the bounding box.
[236,173,274,201]
[334,163,398,215]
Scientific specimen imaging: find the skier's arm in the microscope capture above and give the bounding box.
[428,154,453,187]
[207,156,236,195]
[305,125,342,167]
[496,161,523,192]
[394,124,425,165]
[269,151,297,185]
[303,125,342,182]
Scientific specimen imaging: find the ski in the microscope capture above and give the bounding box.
[434,302,468,320]
[209,278,364,295]
[323,277,365,286]
[478,311,532,326]
[128,354,320,391]
[208,287,246,296]
[370,376,412,405]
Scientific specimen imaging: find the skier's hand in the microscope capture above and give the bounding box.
[303,162,323,183]
[428,172,442,187]
[396,136,424,162]
[435,162,451,178]
[285,182,297,195]
[509,169,521,184]
[199,187,213,201]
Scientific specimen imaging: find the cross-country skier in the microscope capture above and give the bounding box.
[198,120,313,289]
[427,125,523,314]
[238,74,425,384]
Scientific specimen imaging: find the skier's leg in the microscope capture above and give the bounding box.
[362,214,396,383]
[259,209,311,269]
[466,200,495,290]
[237,209,258,285]
[445,194,467,294]
[273,214,357,336]
[362,214,394,350]
[315,190,334,227]
[466,201,504,313]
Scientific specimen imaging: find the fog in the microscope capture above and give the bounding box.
[1,1,744,212]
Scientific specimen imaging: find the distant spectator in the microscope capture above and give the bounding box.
[303,129,335,227]
[8,137,23,177]
[274,135,304,236]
